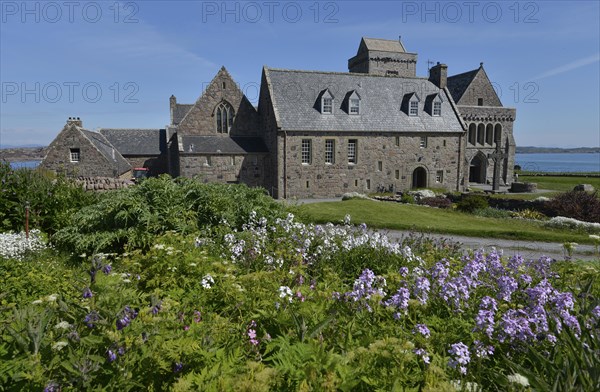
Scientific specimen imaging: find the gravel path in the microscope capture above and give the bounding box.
[286,197,598,262]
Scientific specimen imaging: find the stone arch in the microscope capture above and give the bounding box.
[485,124,494,145]
[477,123,485,145]
[494,123,502,144]
[469,152,487,184]
[412,166,428,189]
[468,123,476,145]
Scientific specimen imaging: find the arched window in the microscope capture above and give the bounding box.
[468,123,476,145]
[477,123,485,145]
[216,101,234,133]
[494,124,502,145]
[486,124,494,145]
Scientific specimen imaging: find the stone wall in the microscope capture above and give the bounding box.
[348,50,417,77]
[178,153,269,188]
[76,177,133,191]
[280,132,463,198]
[124,154,168,176]
[455,67,502,107]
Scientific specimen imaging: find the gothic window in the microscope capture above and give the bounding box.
[216,102,234,133]
[494,124,502,144]
[477,124,485,145]
[486,124,494,145]
[468,124,477,145]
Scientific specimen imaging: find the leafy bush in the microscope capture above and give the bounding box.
[457,195,489,213]
[0,162,96,234]
[511,208,547,220]
[546,190,600,223]
[52,176,286,255]
[400,193,415,204]
[418,196,452,209]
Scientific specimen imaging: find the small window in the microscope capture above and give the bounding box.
[420,136,428,148]
[377,161,383,171]
[231,156,236,166]
[395,170,400,180]
[301,139,312,164]
[70,148,80,162]
[443,139,447,147]
[366,179,371,190]
[306,181,310,188]
[222,82,226,89]
[433,101,441,116]
[325,139,335,164]
[354,179,358,187]
[323,97,333,114]
[349,98,360,114]
[436,170,444,183]
[409,101,418,116]
[205,156,211,166]
[348,139,357,164]
[477,98,483,106]
[395,136,400,146]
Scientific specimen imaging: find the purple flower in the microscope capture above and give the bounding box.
[414,348,430,364]
[116,306,138,330]
[107,349,117,362]
[344,269,387,312]
[430,259,449,287]
[413,324,431,338]
[117,346,125,356]
[399,267,409,277]
[84,311,99,328]
[151,301,162,315]
[116,316,130,331]
[384,287,410,312]
[82,287,93,299]
[414,277,430,305]
[44,381,60,392]
[498,309,535,343]
[248,329,259,346]
[102,264,112,274]
[193,310,202,323]
[497,276,518,302]
[173,362,183,373]
[473,340,494,358]
[448,342,470,375]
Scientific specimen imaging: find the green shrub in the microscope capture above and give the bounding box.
[473,207,512,219]
[546,190,600,223]
[456,195,489,213]
[400,193,415,204]
[511,208,547,220]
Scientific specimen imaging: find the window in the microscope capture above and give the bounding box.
[420,136,428,148]
[395,170,400,180]
[350,98,360,114]
[366,179,371,190]
[436,170,444,183]
[205,156,211,166]
[231,156,236,166]
[377,161,383,171]
[216,102,234,133]
[306,181,310,188]
[325,139,335,164]
[409,100,419,116]
[323,97,333,114]
[354,179,358,187]
[478,98,483,106]
[301,139,312,164]
[433,101,442,116]
[69,148,80,162]
[395,136,400,146]
[348,139,357,164]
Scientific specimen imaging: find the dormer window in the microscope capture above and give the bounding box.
[350,98,360,114]
[426,93,443,116]
[318,89,335,114]
[323,98,333,113]
[433,101,441,116]
[410,101,418,116]
[403,92,421,116]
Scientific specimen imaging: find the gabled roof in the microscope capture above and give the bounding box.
[180,136,269,154]
[99,128,166,156]
[264,67,464,133]
[361,37,406,53]
[80,129,131,172]
[173,104,194,125]
[447,68,479,103]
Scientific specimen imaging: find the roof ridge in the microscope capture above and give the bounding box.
[266,67,429,80]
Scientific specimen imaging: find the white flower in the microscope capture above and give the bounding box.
[122,279,131,283]
[31,299,43,305]
[201,274,215,289]
[189,263,197,267]
[54,321,71,330]
[507,373,529,387]
[52,341,68,351]
[590,234,600,241]
[278,286,293,303]
[46,294,58,302]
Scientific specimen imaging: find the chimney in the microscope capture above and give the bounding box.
[428,62,448,89]
[170,95,177,124]
[67,117,83,127]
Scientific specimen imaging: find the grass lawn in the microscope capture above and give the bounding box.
[298,199,596,244]
[519,174,600,192]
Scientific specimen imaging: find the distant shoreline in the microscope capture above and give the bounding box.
[516,147,600,154]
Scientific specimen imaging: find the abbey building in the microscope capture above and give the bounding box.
[41,37,516,198]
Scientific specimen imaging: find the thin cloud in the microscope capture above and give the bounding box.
[530,53,600,81]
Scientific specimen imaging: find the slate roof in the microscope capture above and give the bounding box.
[447,68,479,103]
[173,104,194,125]
[264,67,464,133]
[180,136,269,154]
[99,128,166,156]
[80,129,131,173]
[362,37,406,53]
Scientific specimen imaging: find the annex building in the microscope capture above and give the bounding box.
[41,37,516,198]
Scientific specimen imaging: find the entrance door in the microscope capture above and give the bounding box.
[412,167,427,189]
[469,154,486,183]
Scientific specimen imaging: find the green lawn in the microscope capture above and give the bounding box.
[298,199,596,244]
[519,175,600,192]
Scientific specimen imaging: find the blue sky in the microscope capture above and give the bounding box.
[1,0,599,148]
